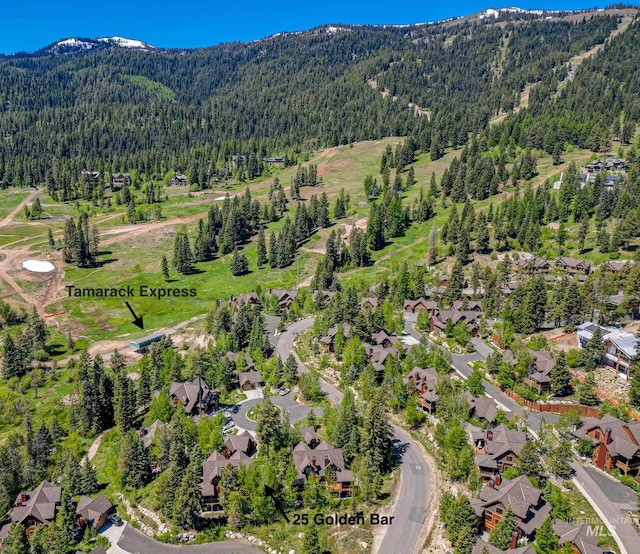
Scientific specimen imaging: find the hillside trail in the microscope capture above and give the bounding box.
[0,189,38,229]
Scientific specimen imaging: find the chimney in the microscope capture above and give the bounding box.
[311,456,316,467]
[494,473,502,487]
[486,429,493,441]
[605,427,612,445]
[269,288,272,295]
[324,456,330,467]
[511,531,518,550]
[487,478,495,489]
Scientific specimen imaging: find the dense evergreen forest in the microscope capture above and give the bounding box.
[0,9,633,202]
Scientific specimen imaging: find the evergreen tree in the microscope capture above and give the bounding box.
[284,354,298,383]
[230,248,249,276]
[47,227,55,249]
[577,373,599,406]
[80,461,99,495]
[2,523,28,554]
[173,231,194,274]
[1,334,27,378]
[256,227,268,267]
[161,254,170,281]
[303,525,322,554]
[256,397,288,452]
[550,352,571,396]
[515,439,542,480]
[172,461,203,529]
[120,430,151,488]
[488,506,517,549]
[444,259,465,305]
[535,517,559,554]
[630,361,640,408]
[362,390,393,473]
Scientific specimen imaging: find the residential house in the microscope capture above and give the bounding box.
[9,481,61,539]
[430,306,483,337]
[403,297,438,313]
[556,257,591,275]
[319,322,353,349]
[229,292,262,309]
[468,424,527,480]
[363,343,397,374]
[269,288,298,310]
[238,369,263,391]
[601,260,632,273]
[222,430,255,457]
[573,414,640,476]
[470,475,552,540]
[451,299,483,312]
[170,174,188,186]
[298,426,320,449]
[370,329,401,349]
[523,350,556,394]
[139,419,167,449]
[265,156,286,165]
[312,289,336,307]
[553,519,605,554]
[577,322,638,378]
[111,172,131,187]
[201,450,254,512]
[517,257,550,274]
[465,393,498,423]
[81,170,100,182]
[223,351,255,371]
[77,494,113,531]
[360,297,378,310]
[404,367,439,414]
[472,539,537,554]
[169,377,219,415]
[292,440,354,497]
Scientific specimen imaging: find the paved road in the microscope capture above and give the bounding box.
[402,314,638,553]
[113,523,263,554]
[571,463,637,554]
[231,394,322,432]
[278,317,432,554]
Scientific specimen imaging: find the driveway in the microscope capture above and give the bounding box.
[243,387,264,400]
[230,394,322,433]
[107,523,264,553]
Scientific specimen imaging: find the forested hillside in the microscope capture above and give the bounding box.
[0,8,633,202]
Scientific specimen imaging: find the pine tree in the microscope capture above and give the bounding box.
[120,430,151,488]
[172,461,203,529]
[577,373,599,406]
[284,354,299,383]
[256,397,288,452]
[303,525,322,554]
[1,334,27,378]
[535,517,558,554]
[2,524,28,554]
[444,259,464,305]
[629,361,640,408]
[488,506,517,549]
[80,461,99,495]
[230,248,249,276]
[256,228,268,267]
[551,352,571,396]
[161,254,170,281]
[47,227,55,249]
[362,390,393,473]
[515,439,542,479]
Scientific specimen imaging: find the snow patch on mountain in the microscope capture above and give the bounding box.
[96,37,155,49]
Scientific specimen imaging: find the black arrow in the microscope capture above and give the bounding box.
[125,301,144,330]
[264,485,290,523]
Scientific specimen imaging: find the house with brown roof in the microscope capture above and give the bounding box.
[517,257,550,274]
[523,350,556,394]
[223,430,255,457]
[292,440,354,497]
[111,172,131,188]
[556,257,591,275]
[229,292,262,308]
[238,369,263,390]
[430,307,483,337]
[201,450,254,512]
[77,494,113,531]
[268,288,298,310]
[470,475,552,541]
[139,419,167,449]
[403,297,438,313]
[553,519,605,554]
[573,414,640,475]
[360,297,378,310]
[404,367,439,414]
[468,424,527,480]
[169,377,219,415]
[319,322,353,348]
[311,289,336,307]
[9,481,61,539]
[465,393,498,423]
[170,174,188,186]
[363,343,397,374]
[298,426,320,448]
[370,330,401,349]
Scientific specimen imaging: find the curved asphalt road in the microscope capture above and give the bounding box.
[276,317,432,554]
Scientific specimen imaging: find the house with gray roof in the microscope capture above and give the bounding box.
[577,322,638,378]
[77,494,113,531]
[292,440,355,497]
[468,424,528,480]
[470,475,552,541]
[553,519,604,554]
[9,480,61,540]
[169,377,219,415]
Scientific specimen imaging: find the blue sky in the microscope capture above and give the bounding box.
[0,0,608,53]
